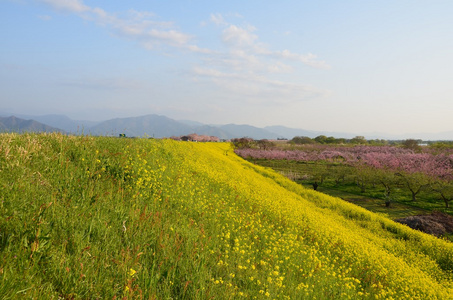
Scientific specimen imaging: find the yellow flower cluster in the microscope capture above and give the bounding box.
[125,139,453,299]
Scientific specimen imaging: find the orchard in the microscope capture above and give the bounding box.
[235,145,453,210]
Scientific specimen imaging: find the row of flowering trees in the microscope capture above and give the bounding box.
[235,146,453,208]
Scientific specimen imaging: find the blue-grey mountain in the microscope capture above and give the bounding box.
[0,116,64,133]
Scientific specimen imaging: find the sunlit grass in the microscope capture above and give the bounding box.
[1,133,452,299]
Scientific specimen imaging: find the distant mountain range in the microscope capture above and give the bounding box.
[2,113,98,133]
[0,116,64,133]
[0,113,285,139]
[1,113,452,140]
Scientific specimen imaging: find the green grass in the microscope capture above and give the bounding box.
[2,134,453,299]
[0,134,234,298]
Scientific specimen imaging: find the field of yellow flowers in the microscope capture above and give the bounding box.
[1,133,453,299]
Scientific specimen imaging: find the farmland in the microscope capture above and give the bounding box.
[1,133,453,299]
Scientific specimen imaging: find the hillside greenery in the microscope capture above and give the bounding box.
[1,133,453,299]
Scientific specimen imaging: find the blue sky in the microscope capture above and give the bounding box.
[1,0,452,136]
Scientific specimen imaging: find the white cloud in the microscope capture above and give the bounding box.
[37,2,330,104]
[185,45,216,54]
[192,67,326,105]
[90,7,109,20]
[38,2,329,70]
[267,61,294,73]
[222,25,258,48]
[214,21,330,72]
[39,0,194,50]
[210,13,227,26]
[39,0,89,13]
[209,12,243,26]
[207,13,329,70]
[147,29,191,45]
[127,9,156,21]
[275,50,330,69]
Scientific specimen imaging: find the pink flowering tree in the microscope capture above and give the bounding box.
[235,144,453,207]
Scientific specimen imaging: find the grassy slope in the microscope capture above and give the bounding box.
[0,133,452,299]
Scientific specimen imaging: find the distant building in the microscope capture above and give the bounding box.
[173,133,220,142]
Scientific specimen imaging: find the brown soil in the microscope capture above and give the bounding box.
[395,211,453,237]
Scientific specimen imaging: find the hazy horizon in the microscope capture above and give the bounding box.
[3,111,453,141]
[1,1,452,137]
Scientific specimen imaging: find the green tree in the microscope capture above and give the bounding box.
[257,139,275,150]
[312,163,330,185]
[396,172,430,202]
[325,136,338,144]
[330,164,350,186]
[314,135,328,144]
[402,139,422,152]
[231,137,255,149]
[431,179,453,209]
[291,136,315,144]
[350,136,367,144]
[374,169,398,206]
[354,165,374,193]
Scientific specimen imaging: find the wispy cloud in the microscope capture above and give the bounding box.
[36,3,329,104]
[272,50,330,69]
[210,13,330,70]
[38,0,196,49]
[222,24,258,48]
[39,0,89,13]
[210,13,227,26]
[193,67,327,104]
[38,2,329,70]
[190,13,330,102]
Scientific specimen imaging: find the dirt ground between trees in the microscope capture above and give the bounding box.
[395,211,453,237]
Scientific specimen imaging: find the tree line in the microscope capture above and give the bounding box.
[233,136,453,150]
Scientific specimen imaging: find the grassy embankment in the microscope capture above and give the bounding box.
[1,133,453,299]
